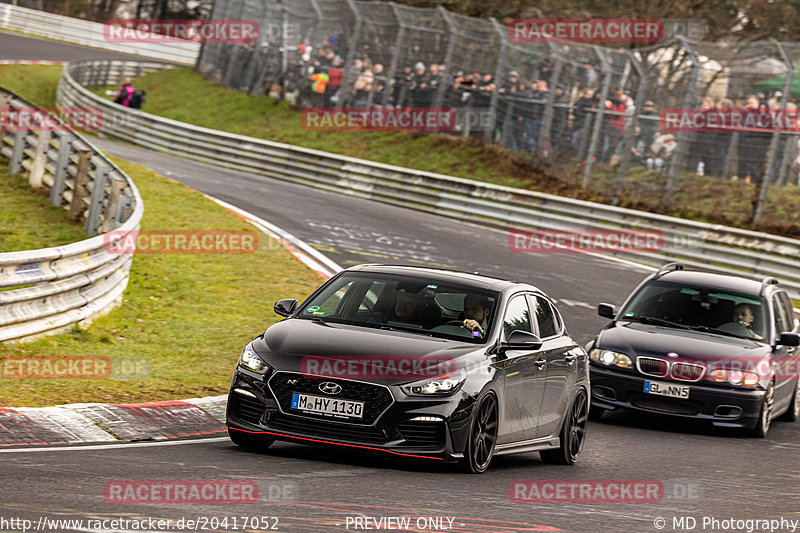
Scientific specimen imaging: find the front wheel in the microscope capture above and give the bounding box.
[459,393,498,474]
[228,428,275,450]
[541,389,588,465]
[749,382,775,438]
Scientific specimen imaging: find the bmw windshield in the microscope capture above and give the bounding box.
[298,272,499,343]
[619,281,767,340]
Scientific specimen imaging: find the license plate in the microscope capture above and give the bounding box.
[290,393,364,419]
[644,380,690,399]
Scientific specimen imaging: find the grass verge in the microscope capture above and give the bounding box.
[0,156,323,406]
[0,162,86,252]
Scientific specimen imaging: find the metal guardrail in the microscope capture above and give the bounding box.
[57,59,800,300]
[0,87,144,342]
[0,3,198,65]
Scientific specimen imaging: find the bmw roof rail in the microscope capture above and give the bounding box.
[654,262,684,279]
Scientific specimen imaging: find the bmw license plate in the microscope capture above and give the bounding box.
[291,393,364,419]
[644,380,690,399]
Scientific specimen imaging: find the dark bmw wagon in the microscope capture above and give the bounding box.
[227,264,590,472]
[588,264,800,437]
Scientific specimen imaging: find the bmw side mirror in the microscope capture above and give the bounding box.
[598,303,615,319]
[274,299,298,317]
[500,330,543,353]
[778,332,800,347]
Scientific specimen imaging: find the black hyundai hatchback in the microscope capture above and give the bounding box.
[226,264,589,472]
[587,263,800,437]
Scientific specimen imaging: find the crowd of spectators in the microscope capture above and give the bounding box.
[281,37,800,185]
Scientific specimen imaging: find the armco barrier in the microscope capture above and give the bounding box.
[0,87,143,342]
[57,59,800,300]
[0,4,198,65]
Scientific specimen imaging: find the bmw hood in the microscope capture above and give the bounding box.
[596,321,769,365]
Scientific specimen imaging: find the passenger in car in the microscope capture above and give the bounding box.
[389,290,441,328]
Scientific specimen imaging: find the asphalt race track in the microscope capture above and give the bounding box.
[2,30,799,533]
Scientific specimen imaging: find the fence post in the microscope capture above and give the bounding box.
[337,0,364,109]
[486,18,508,143]
[663,37,700,204]
[86,164,109,236]
[67,150,92,221]
[29,129,51,188]
[51,133,73,206]
[614,51,647,201]
[582,48,612,188]
[537,57,564,157]
[101,177,126,233]
[383,4,407,109]
[753,40,794,226]
[433,6,456,114]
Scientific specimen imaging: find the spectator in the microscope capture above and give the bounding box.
[736,95,769,184]
[352,61,374,108]
[114,77,135,107]
[571,88,596,157]
[411,62,432,108]
[601,91,626,163]
[551,84,570,157]
[647,132,676,171]
[325,55,345,106]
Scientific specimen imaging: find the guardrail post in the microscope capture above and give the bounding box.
[9,128,27,174]
[67,150,92,221]
[86,164,109,236]
[50,133,73,206]
[101,177,126,233]
[29,129,51,188]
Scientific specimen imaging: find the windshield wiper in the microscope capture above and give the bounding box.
[625,315,691,330]
[686,325,753,340]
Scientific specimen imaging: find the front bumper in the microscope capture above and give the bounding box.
[225,369,475,462]
[590,365,766,429]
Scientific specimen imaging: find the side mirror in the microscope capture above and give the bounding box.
[274,299,298,317]
[598,303,616,319]
[500,330,543,353]
[778,332,800,347]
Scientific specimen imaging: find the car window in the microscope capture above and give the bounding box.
[532,295,559,338]
[299,272,498,343]
[503,295,532,340]
[619,280,766,338]
[777,292,798,331]
[772,294,792,335]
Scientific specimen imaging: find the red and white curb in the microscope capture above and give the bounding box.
[0,395,227,447]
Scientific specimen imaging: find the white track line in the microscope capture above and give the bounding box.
[0,436,230,453]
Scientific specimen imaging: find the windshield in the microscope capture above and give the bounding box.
[619,280,767,340]
[298,272,499,343]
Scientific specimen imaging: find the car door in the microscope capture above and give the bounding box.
[530,294,580,439]
[497,293,547,445]
[771,292,798,411]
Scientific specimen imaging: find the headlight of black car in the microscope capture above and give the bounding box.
[238,343,271,374]
[590,348,633,370]
[402,368,467,396]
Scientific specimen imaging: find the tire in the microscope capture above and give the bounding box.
[541,389,589,465]
[459,393,498,474]
[778,379,800,422]
[588,405,605,421]
[749,382,775,438]
[228,428,275,450]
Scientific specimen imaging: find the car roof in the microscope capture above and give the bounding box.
[346,264,536,293]
[655,269,775,297]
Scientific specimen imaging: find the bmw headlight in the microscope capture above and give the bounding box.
[403,368,467,396]
[590,348,633,370]
[238,343,270,374]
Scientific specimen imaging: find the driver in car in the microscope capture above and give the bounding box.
[732,303,763,339]
[462,294,491,337]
